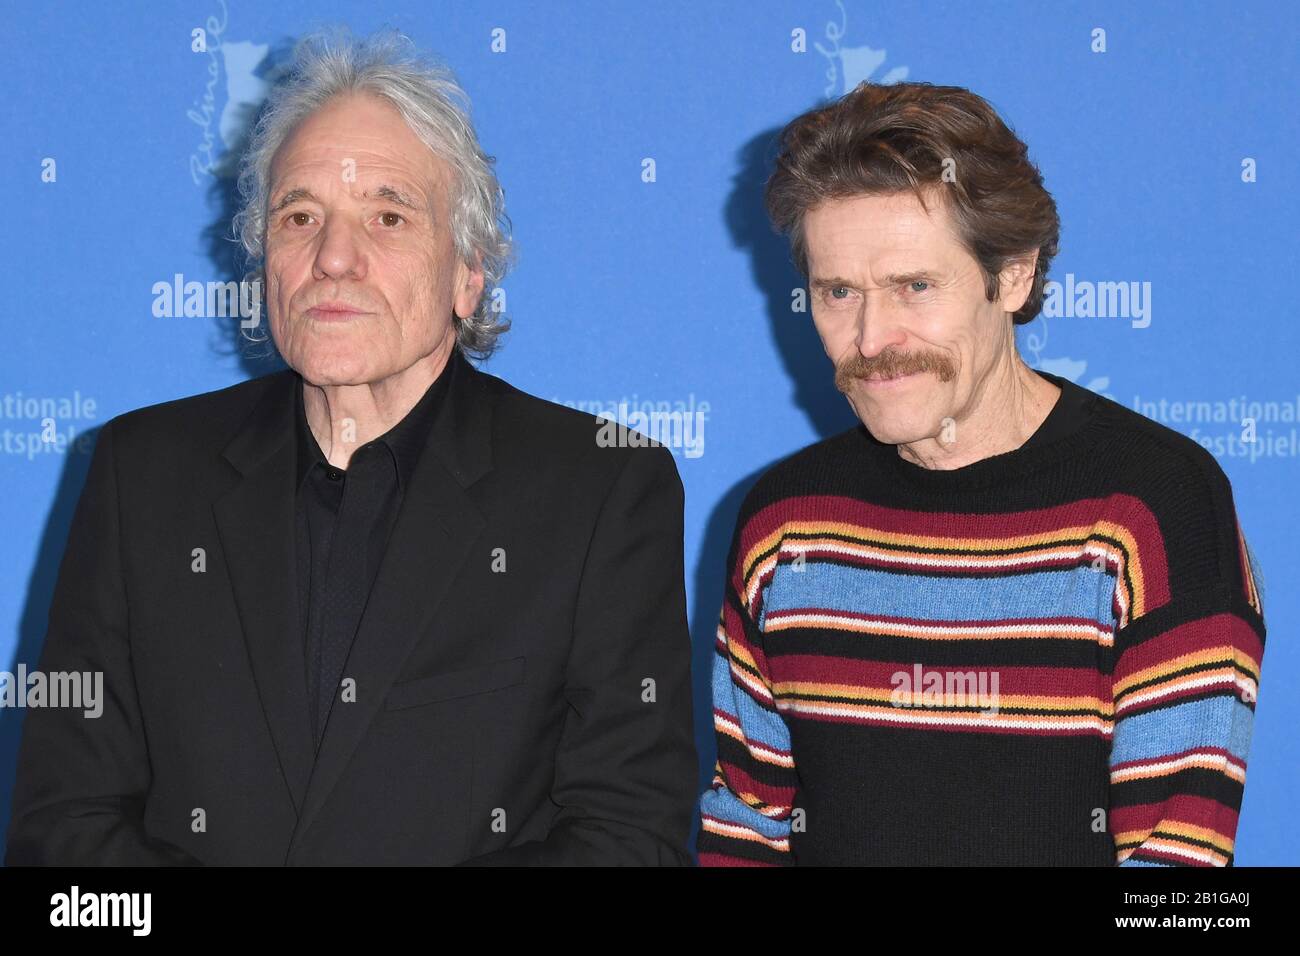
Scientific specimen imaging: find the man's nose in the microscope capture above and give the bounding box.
[854,299,906,359]
[312,217,365,280]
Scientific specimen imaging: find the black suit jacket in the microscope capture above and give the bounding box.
[6,351,697,865]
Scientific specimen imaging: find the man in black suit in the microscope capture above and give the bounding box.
[5,28,696,866]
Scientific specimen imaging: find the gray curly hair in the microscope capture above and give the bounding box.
[231,25,513,359]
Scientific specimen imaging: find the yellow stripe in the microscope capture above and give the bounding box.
[1113,647,1261,697]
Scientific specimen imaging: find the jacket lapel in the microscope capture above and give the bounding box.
[212,369,316,815]
[288,349,494,856]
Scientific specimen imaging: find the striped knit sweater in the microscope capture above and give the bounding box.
[697,371,1266,866]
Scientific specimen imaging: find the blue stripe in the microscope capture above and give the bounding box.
[710,645,793,754]
[699,787,791,840]
[1110,696,1255,765]
[759,560,1115,628]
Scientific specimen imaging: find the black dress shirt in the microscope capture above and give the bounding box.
[294,353,457,748]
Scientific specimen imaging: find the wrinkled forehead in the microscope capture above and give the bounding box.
[267,92,451,207]
[804,189,965,277]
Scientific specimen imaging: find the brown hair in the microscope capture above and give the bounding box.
[765,81,1060,325]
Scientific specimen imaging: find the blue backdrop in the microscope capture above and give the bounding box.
[2,0,1295,864]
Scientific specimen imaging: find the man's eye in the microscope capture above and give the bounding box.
[379,212,405,227]
[287,212,313,227]
[908,280,930,293]
[830,286,850,299]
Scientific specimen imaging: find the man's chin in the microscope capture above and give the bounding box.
[847,401,933,446]
[860,421,920,445]
[291,353,375,388]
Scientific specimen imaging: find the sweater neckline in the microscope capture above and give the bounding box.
[865,369,1109,493]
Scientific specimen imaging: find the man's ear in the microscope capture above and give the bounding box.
[453,255,487,320]
[997,252,1039,316]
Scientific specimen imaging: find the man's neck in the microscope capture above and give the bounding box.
[301,339,454,470]
[896,355,1061,471]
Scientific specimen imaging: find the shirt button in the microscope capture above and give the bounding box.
[326,467,344,481]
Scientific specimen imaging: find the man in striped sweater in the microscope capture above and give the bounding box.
[697,81,1266,866]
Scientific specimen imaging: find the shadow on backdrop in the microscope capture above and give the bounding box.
[686,125,860,855]
[2,426,100,840]
[202,37,294,382]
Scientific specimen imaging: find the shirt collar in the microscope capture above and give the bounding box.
[294,348,460,492]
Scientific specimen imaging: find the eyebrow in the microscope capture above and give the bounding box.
[370,185,423,210]
[268,184,426,216]
[269,188,316,216]
[811,271,937,290]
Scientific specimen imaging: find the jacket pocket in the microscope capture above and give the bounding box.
[384,656,526,711]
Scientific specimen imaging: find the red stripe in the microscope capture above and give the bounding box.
[1110,794,1239,840]
[1115,613,1263,676]
[771,653,1114,699]
[711,762,796,812]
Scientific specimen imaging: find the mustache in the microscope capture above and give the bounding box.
[834,348,956,393]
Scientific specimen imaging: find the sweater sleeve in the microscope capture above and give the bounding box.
[1108,512,1266,867]
[696,530,800,866]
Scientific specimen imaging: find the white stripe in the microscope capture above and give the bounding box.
[777,699,1112,734]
